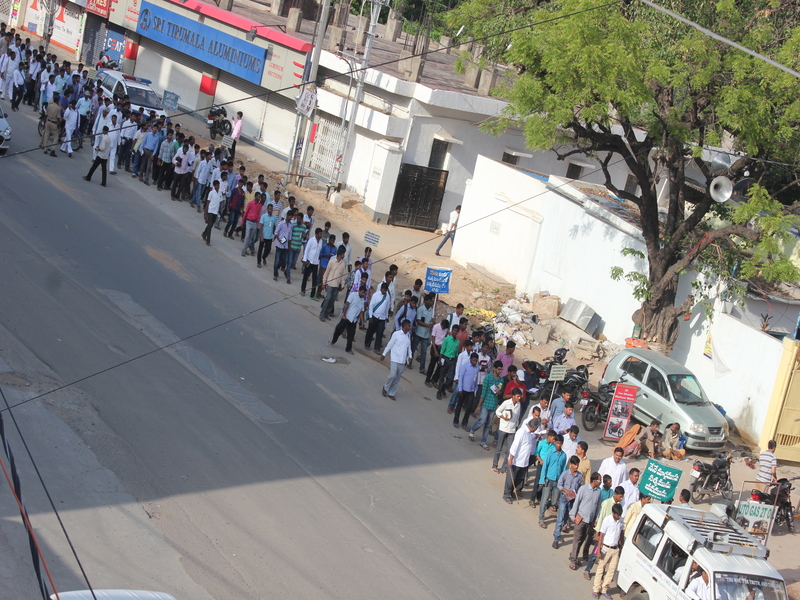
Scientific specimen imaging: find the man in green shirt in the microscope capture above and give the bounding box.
[470,360,504,449]
[287,212,306,283]
[436,324,461,400]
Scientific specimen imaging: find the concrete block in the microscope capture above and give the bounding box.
[439,35,451,54]
[529,323,551,344]
[385,15,402,42]
[354,15,368,46]
[286,7,303,32]
[333,1,349,26]
[561,298,599,333]
[464,65,481,88]
[328,26,346,52]
[269,0,284,15]
[530,293,560,320]
[472,43,485,60]
[478,69,497,96]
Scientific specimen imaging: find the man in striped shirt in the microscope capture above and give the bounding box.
[757,440,778,490]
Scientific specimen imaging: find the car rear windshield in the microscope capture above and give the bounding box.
[128,86,161,110]
[715,572,787,600]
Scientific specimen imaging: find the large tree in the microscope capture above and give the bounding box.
[450,0,800,348]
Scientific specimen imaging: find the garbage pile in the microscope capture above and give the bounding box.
[492,293,625,362]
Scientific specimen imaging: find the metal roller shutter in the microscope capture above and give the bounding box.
[81,12,107,66]
[213,72,267,142]
[261,92,296,158]
[133,39,204,111]
[214,71,295,157]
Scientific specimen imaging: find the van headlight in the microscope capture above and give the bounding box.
[722,422,730,433]
[690,422,706,434]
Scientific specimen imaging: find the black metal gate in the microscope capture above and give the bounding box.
[387,164,448,231]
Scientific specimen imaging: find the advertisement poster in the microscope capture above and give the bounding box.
[735,500,774,545]
[602,383,637,441]
[639,459,682,502]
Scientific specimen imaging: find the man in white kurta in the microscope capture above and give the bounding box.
[60,103,79,156]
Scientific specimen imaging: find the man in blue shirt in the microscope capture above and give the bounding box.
[138,123,161,186]
[257,203,278,268]
[453,353,479,429]
[552,402,577,435]
[550,390,571,422]
[530,429,556,507]
[538,433,566,527]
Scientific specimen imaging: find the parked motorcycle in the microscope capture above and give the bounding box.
[207,105,232,140]
[690,453,733,503]
[580,382,616,431]
[751,477,797,533]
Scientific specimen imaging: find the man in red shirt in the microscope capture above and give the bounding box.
[503,365,525,400]
[240,188,262,256]
[455,317,470,351]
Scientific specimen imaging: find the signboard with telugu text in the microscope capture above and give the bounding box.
[161,91,180,112]
[549,365,569,382]
[364,231,380,247]
[424,267,452,294]
[638,459,683,502]
[296,87,317,118]
[602,383,637,441]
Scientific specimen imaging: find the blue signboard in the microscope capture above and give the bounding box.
[425,267,452,294]
[136,1,266,84]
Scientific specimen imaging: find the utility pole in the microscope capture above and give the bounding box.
[42,0,57,54]
[330,0,384,186]
[286,0,331,184]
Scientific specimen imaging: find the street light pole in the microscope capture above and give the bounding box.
[331,0,384,186]
[285,0,331,184]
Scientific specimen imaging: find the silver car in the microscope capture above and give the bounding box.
[600,348,728,450]
[0,108,11,154]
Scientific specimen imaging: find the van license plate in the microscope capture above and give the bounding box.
[690,470,701,479]
[708,436,723,442]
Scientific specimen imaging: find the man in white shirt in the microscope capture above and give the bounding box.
[82,125,110,187]
[381,320,412,400]
[171,142,194,201]
[435,204,461,256]
[686,567,711,600]
[598,447,628,488]
[301,227,324,299]
[493,388,523,473]
[330,285,366,355]
[593,503,624,597]
[365,282,391,353]
[562,425,581,458]
[191,152,213,212]
[10,62,24,110]
[621,467,641,513]
[202,180,223,246]
[106,113,121,174]
[60,101,78,157]
[118,114,137,172]
[503,418,539,503]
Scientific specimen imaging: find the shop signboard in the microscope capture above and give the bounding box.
[136,1,267,84]
[735,500,775,545]
[86,0,109,18]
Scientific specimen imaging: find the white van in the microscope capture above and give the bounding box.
[617,504,787,600]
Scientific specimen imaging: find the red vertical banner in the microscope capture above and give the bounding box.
[602,383,637,441]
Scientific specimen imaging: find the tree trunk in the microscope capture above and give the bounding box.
[632,277,694,353]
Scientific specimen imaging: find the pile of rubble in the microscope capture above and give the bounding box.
[492,292,625,362]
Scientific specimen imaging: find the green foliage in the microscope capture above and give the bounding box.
[447,0,800,332]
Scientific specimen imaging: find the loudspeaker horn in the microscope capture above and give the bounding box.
[709,176,733,204]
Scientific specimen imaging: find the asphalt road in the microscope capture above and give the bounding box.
[0,107,594,600]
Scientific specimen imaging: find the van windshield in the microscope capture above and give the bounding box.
[715,572,787,600]
[128,86,161,109]
[667,374,709,406]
